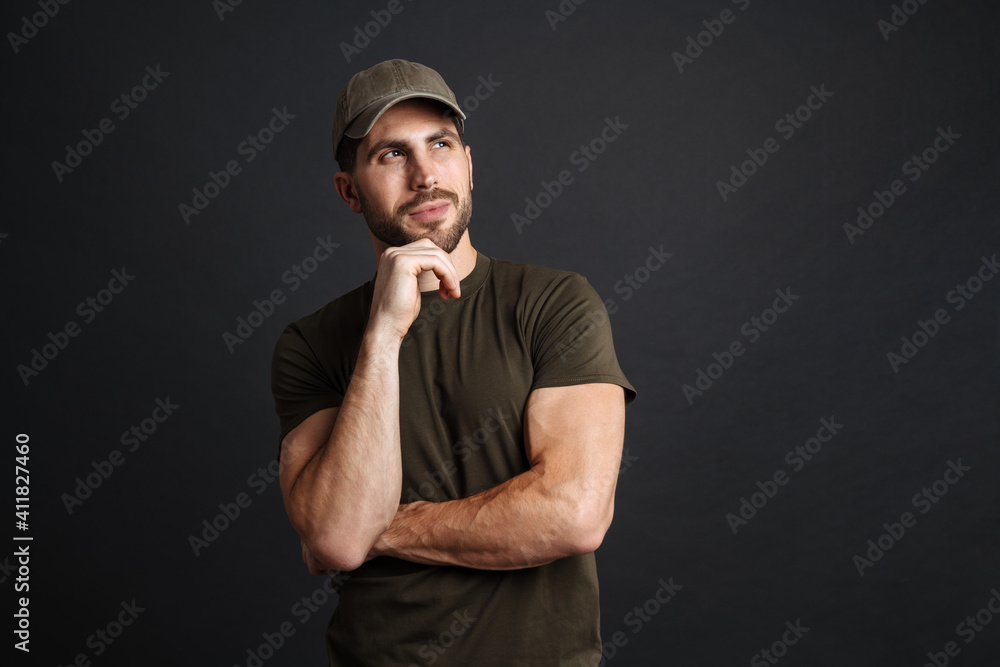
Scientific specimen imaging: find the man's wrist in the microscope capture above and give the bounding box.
[360,320,405,357]
[373,502,425,560]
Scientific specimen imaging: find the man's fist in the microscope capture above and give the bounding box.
[367,239,461,341]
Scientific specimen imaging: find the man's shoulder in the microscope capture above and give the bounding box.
[486,255,590,291]
[484,256,600,309]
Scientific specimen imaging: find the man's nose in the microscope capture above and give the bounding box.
[408,151,439,190]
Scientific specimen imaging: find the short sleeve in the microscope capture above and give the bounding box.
[528,273,636,403]
[270,324,344,445]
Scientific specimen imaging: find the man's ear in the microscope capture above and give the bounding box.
[334,171,363,213]
[466,144,473,191]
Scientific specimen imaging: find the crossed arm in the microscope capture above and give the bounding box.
[281,381,625,573]
[277,239,626,573]
[368,382,624,569]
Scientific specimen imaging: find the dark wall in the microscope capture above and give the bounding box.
[5,1,999,665]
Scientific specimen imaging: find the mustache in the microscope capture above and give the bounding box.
[397,188,460,216]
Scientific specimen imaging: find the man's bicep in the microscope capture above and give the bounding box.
[279,407,340,506]
[523,383,625,483]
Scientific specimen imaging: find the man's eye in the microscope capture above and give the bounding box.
[383,149,403,159]
[433,140,449,148]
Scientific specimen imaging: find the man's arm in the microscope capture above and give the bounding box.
[368,382,626,570]
[279,240,461,573]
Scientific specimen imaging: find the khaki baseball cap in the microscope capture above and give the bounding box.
[333,59,466,157]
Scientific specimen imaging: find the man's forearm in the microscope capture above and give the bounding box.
[287,330,403,570]
[370,464,611,570]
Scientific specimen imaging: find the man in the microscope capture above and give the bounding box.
[271,59,635,665]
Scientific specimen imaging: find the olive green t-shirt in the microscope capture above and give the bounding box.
[271,252,635,666]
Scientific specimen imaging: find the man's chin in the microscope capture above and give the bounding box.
[406,215,466,250]
[423,231,462,254]
[366,203,469,252]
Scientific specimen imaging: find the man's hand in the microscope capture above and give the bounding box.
[368,239,461,341]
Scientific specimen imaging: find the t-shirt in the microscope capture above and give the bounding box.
[271,251,636,666]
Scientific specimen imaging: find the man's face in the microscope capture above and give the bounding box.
[348,99,473,253]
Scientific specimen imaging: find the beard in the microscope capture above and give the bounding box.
[358,184,473,254]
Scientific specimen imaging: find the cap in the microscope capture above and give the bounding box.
[333,59,466,157]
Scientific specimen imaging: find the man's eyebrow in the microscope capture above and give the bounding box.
[426,128,460,144]
[365,128,461,163]
[366,139,408,163]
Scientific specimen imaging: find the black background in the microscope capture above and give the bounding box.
[4,1,999,665]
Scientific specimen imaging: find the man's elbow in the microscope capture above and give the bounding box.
[306,531,374,573]
[286,496,393,571]
[562,496,614,556]
[296,509,391,572]
[565,526,607,557]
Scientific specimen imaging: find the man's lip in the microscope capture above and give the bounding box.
[408,201,450,219]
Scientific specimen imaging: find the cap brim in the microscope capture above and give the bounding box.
[343,92,466,140]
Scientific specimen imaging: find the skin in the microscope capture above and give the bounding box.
[279,99,626,573]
